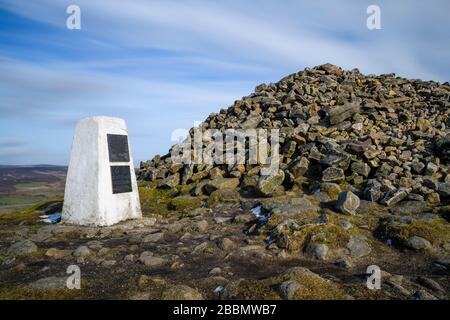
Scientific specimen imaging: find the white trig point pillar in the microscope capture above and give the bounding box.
[62,116,142,226]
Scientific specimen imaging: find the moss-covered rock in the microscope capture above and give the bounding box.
[375,217,450,248]
[272,267,347,300]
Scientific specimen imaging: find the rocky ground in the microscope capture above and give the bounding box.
[0,64,449,299]
[0,191,448,300]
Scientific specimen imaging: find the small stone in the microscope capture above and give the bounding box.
[204,178,240,194]
[29,277,67,289]
[335,257,353,269]
[322,167,345,183]
[338,218,352,230]
[329,102,359,125]
[217,238,235,251]
[425,163,439,176]
[426,192,440,206]
[381,190,407,207]
[45,248,72,259]
[102,260,116,267]
[405,236,431,251]
[185,220,208,233]
[304,243,328,260]
[290,157,309,177]
[346,236,371,258]
[73,245,91,258]
[208,167,223,180]
[417,276,444,293]
[7,240,38,257]
[279,280,302,300]
[351,161,370,177]
[139,251,167,267]
[363,179,383,202]
[124,254,135,262]
[158,173,180,188]
[412,289,437,300]
[209,267,222,275]
[161,285,203,300]
[142,232,164,243]
[437,182,450,198]
[256,170,285,196]
[336,190,360,215]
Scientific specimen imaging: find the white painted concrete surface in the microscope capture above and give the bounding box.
[62,116,142,226]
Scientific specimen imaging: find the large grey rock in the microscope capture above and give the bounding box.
[142,232,164,243]
[29,277,67,289]
[322,167,345,183]
[139,251,167,267]
[346,236,371,258]
[7,240,38,257]
[279,280,302,300]
[257,170,285,196]
[336,191,360,215]
[217,238,235,251]
[204,178,240,194]
[351,161,371,177]
[381,190,407,207]
[437,183,450,198]
[417,276,444,293]
[161,285,204,300]
[412,289,438,300]
[328,102,359,125]
[363,179,383,202]
[73,245,92,258]
[159,173,180,188]
[406,236,431,251]
[304,243,329,260]
[289,157,309,177]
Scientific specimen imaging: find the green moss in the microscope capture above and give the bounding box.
[288,223,349,252]
[0,198,63,225]
[139,187,176,215]
[168,195,205,212]
[376,218,450,246]
[0,286,82,300]
[270,213,350,252]
[0,280,100,300]
[207,189,240,208]
[139,187,205,215]
[272,268,347,300]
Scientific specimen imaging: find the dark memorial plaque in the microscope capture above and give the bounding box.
[110,165,132,194]
[107,134,130,162]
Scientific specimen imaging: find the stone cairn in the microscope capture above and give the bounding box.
[138,64,449,207]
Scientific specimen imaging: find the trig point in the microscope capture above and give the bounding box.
[62,116,142,226]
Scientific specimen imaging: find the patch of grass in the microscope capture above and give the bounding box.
[14,182,47,190]
[0,286,83,300]
[168,195,205,212]
[272,267,347,300]
[0,198,63,225]
[269,212,351,252]
[376,217,450,246]
[139,187,176,215]
[0,279,101,300]
[288,223,349,252]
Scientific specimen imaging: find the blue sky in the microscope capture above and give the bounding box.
[0,0,449,166]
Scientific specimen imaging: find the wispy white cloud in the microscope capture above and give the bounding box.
[0,0,448,165]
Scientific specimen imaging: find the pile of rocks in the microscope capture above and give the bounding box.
[138,64,449,208]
